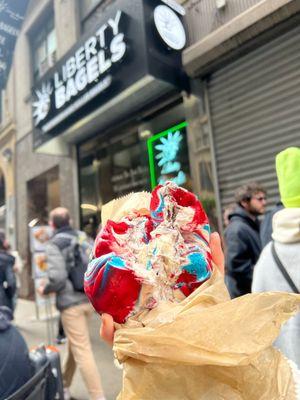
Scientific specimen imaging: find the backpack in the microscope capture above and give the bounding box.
[54,232,92,292]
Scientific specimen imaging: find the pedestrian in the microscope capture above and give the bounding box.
[0,306,33,399]
[55,316,67,345]
[252,147,300,369]
[224,182,267,298]
[0,230,16,313]
[260,201,284,248]
[223,203,235,228]
[37,207,106,400]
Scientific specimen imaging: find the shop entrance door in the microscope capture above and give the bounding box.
[27,166,60,226]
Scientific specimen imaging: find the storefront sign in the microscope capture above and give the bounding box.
[147,121,189,188]
[33,9,127,132]
[32,0,187,150]
[0,0,29,88]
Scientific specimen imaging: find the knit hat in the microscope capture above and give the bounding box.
[276,147,300,208]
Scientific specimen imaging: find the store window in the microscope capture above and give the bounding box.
[31,13,56,82]
[79,129,150,237]
[78,101,191,236]
[27,166,60,226]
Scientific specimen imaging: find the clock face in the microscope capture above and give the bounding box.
[153,5,186,51]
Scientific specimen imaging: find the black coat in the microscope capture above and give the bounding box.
[0,252,16,311]
[0,307,33,399]
[224,206,262,298]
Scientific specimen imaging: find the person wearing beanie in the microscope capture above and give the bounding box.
[276,147,300,208]
[252,147,300,368]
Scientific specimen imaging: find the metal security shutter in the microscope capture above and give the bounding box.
[208,24,300,211]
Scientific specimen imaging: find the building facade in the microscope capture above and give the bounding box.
[2,0,215,297]
[1,0,81,296]
[3,0,299,297]
[183,0,300,224]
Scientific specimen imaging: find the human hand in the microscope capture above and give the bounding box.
[37,285,46,296]
[99,232,225,347]
[36,279,48,297]
[100,313,114,346]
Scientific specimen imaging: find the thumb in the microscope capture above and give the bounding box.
[210,232,225,274]
[100,313,115,347]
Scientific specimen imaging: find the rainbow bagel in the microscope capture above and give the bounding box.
[84,182,212,323]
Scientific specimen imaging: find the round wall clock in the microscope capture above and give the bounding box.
[153,5,186,50]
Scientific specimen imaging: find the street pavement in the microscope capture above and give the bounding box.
[15,299,122,400]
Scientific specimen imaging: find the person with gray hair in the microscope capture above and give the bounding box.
[38,207,106,400]
[224,182,267,298]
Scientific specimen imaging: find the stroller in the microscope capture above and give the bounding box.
[6,360,51,400]
[6,297,65,400]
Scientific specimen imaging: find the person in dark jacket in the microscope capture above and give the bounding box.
[0,306,33,399]
[0,230,16,312]
[224,182,267,298]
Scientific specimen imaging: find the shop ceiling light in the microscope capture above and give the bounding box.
[28,218,39,228]
[81,204,98,212]
[139,130,152,139]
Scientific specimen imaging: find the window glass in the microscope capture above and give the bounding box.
[47,29,56,56]
[27,166,60,226]
[32,14,56,82]
[79,131,150,237]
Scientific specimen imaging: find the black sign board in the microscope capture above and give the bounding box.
[32,0,188,149]
[0,0,29,89]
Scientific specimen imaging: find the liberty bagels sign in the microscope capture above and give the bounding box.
[32,9,127,133]
[32,0,187,149]
[54,10,125,110]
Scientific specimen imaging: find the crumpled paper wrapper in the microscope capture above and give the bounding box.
[102,193,300,399]
[113,268,300,399]
[101,192,151,226]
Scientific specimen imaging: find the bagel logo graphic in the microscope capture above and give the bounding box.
[32,82,53,126]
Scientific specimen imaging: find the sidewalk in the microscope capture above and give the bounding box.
[15,299,122,400]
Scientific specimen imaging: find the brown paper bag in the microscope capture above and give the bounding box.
[100,191,300,398]
[101,192,151,225]
[114,269,300,399]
